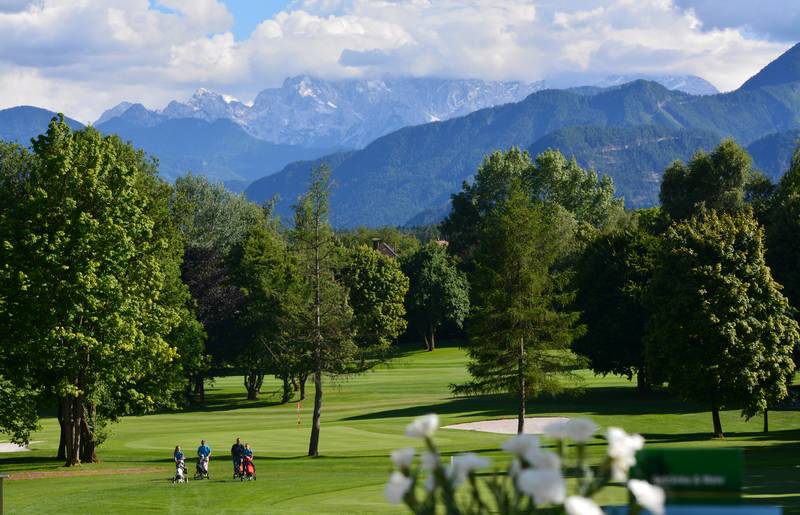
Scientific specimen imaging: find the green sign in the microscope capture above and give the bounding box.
[631,449,743,504]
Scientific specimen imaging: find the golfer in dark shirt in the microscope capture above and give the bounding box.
[231,437,245,478]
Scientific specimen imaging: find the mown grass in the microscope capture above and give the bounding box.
[1,342,798,514]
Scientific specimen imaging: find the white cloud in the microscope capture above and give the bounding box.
[0,0,794,122]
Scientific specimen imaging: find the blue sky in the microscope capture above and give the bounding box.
[0,1,797,122]
[223,1,290,40]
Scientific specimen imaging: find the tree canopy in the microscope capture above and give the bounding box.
[646,210,798,437]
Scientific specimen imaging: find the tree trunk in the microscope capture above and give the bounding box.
[763,408,769,433]
[517,337,525,435]
[636,366,650,393]
[428,325,436,351]
[79,404,98,463]
[64,394,82,466]
[299,373,307,400]
[57,398,67,460]
[281,374,292,404]
[711,404,724,438]
[308,368,323,457]
[193,374,205,404]
[420,328,430,351]
[244,372,263,400]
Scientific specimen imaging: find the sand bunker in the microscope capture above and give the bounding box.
[444,417,570,435]
[0,441,40,453]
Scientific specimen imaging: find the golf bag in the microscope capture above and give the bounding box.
[173,459,188,484]
[195,455,210,480]
[240,455,256,481]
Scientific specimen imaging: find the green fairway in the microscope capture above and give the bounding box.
[1,343,799,514]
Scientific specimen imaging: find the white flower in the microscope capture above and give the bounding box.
[447,453,492,486]
[421,451,439,471]
[543,419,570,440]
[391,447,415,469]
[516,468,566,506]
[628,479,666,515]
[565,496,604,515]
[606,427,644,481]
[529,449,561,470]
[405,414,440,438]
[565,418,599,443]
[509,458,522,477]
[502,433,541,464]
[384,471,412,504]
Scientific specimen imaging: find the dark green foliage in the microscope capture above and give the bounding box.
[572,221,658,389]
[659,139,752,220]
[402,243,470,351]
[766,146,800,315]
[453,182,583,432]
[646,210,798,437]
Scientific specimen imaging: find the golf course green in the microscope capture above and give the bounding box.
[1,342,798,514]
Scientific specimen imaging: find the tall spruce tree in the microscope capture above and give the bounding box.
[453,181,583,434]
[291,165,355,457]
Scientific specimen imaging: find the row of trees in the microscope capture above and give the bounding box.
[442,141,799,437]
[0,119,471,462]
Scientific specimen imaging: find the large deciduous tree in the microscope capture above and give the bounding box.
[442,148,622,263]
[341,244,409,361]
[766,146,800,317]
[291,165,356,457]
[0,118,184,464]
[572,221,658,391]
[402,243,469,351]
[453,181,584,434]
[646,210,798,438]
[659,139,752,221]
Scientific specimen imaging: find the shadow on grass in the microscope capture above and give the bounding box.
[177,391,286,413]
[343,386,707,422]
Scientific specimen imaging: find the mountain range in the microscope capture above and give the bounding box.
[245,43,800,227]
[3,45,799,227]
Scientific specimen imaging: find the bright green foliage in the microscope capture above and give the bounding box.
[232,221,304,401]
[0,117,183,462]
[453,182,584,433]
[659,139,752,220]
[573,219,658,390]
[341,244,409,358]
[0,376,40,445]
[401,243,469,351]
[291,165,356,457]
[646,210,798,437]
[766,146,800,316]
[442,147,622,261]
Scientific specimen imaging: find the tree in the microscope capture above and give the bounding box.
[766,146,800,316]
[232,221,305,402]
[646,210,798,438]
[659,139,752,221]
[0,117,183,464]
[453,181,584,434]
[169,173,264,401]
[291,165,356,457]
[442,148,622,263]
[338,226,422,257]
[572,221,658,391]
[341,244,409,361]
[402,243,470,351]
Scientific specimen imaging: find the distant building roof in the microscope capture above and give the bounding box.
[372,238,399,258]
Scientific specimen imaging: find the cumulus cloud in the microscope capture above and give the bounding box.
[0,0,794,122]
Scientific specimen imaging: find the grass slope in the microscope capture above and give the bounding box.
[1,344,798,514]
